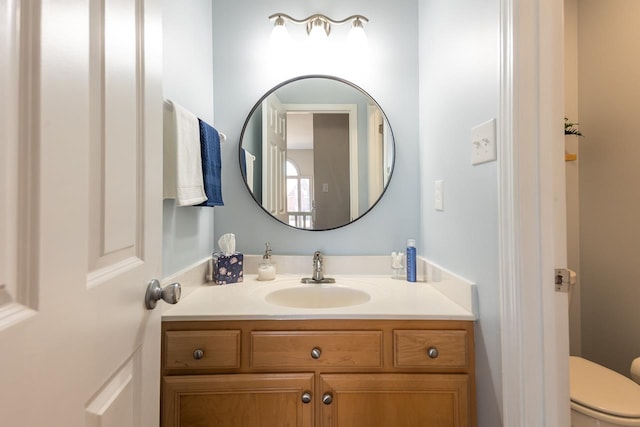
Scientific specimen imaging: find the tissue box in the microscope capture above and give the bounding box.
[212,252,243,285]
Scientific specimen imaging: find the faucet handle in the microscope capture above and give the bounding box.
[301,250,335,284]
[263,242,272,260]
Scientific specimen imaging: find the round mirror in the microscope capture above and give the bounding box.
[239,75,395,231]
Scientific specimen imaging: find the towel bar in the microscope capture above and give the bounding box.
[163,99,226,143]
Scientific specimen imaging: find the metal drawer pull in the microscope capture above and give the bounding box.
[322,393,333,405]
[193,349,204,360]
[311,347,322,359]
[301,392,312,404]
[427,347,439,359]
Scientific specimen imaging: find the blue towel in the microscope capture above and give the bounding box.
[197,119,224,207]
[240,148,247,178]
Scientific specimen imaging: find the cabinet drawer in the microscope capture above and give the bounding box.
[394,330,468,369]
[251,331,383,368]
[164,330,240,370]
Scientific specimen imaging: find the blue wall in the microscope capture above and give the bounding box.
[211,0,420,256]
[162,0,215,277]
[419,1,502,425]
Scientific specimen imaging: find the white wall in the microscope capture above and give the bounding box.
[211,0,420,256]
[162,0,215,277]
[578,0,640,376]
[419,1,502,425]
[287,150,314,178]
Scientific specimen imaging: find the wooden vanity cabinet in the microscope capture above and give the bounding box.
[161,319,476,427]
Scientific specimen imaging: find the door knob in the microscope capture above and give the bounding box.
[145,279,181,309]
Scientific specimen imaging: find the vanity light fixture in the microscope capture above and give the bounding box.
[268,13,369,46]
[269,15,291,49]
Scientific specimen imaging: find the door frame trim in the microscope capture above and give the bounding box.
[498,0,569,425]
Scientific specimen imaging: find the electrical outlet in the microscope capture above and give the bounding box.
[471,118,497,165]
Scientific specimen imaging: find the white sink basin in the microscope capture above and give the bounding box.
[265,285,371,309]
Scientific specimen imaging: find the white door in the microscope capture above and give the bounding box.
[0,1,163,426]
[262,94,288,223]
[367,105,383,207]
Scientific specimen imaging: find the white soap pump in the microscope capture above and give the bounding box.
[257,243,276,281]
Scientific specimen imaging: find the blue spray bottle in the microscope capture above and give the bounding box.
[406,239,416,282]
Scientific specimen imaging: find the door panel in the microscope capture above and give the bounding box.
[0,1,163,426]
[85,355,138,427]
[262,94,288,222]
[101,0,139,254]
[89,0,142,276]
[162,373,314,427]
[319,373,470,427]
[313,113,350,229]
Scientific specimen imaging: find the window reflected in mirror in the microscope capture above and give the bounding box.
[286,160,313,229]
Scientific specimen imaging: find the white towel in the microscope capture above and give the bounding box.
[244,149,255,192]
[163,100,208,206]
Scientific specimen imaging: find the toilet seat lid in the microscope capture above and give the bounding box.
[570,356,640,418]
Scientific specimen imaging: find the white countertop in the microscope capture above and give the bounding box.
[162,275,477,321]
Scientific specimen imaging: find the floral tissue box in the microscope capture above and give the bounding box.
[212,252,243,285]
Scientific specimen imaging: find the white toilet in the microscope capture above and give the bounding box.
[570,356,640,426]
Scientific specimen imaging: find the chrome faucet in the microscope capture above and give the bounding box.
[312,251,324,281]
[301,251,335,284]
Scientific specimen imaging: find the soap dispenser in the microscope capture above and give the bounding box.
[257,243,276,281]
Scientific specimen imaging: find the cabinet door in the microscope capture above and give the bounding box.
[319,373,471,427]
[162,373,314,427]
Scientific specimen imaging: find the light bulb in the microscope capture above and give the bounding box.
[347,18,368,51]
[308,17,329,50]
[269,17,291,51]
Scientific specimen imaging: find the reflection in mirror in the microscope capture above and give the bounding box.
[239,75,394,231]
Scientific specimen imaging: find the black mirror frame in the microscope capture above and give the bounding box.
[238,74,396,231]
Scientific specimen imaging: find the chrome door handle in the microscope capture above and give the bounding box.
[145,279,181,309]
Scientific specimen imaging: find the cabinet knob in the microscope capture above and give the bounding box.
[427,347,439,359]
[193,349,204,360]
[322,393,333,405]
[311,347,322,359]
[301,392,312,404]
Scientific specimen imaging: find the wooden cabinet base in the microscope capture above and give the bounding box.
[161,319,476,427]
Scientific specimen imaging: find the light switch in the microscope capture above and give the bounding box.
[434,180,444,211]
[471,118,497,165]
[322,183,329,192]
